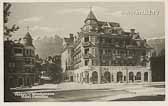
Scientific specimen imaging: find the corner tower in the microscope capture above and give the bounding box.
[82,8,98,32]
[23,32,33,47]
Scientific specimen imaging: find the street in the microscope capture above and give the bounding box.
[11,82,165,102]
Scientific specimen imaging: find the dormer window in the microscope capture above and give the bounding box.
[84,36,89,42]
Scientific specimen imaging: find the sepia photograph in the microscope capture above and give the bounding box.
[3,0,165,102]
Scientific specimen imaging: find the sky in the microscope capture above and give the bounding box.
[7,2,164,40]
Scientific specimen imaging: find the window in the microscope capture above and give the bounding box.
[136,72,141,80]
[90,36,95,42]
[92,60,95,65]
[84,48,89,54]
[85,59,89,66]
[25,58,31,64]
[9,62,15,68]
[142,51,146,56]
[84,36,89,42]
[102,38,105,43]
[25,67,31,72]
[14,48,22,54]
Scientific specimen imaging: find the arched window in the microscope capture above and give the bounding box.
[117,72,123,82]
[136,72,141,80]
[92,71,98,84]
[129,72,134,82]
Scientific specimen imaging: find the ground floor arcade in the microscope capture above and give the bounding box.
[71,66,151,84]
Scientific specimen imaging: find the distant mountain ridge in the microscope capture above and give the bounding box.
[34,35,165,58]
[147,38,165,56]
[34,35,63,59]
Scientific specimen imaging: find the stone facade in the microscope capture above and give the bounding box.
[61,9,152,84]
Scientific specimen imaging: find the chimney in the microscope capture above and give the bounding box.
[130,29,135,34]
[69,33,74,41]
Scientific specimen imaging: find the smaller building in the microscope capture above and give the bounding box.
[4,31,36,88]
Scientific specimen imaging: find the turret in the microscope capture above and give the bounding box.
[22,32,34,47]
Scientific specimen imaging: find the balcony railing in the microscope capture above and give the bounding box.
[82,53,95,59]
[82,42,90,47]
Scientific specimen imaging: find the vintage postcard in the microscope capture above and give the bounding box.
[2,0,166,103]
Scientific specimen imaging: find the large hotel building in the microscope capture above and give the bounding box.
[61,9,152,84]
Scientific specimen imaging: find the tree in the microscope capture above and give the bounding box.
[4,3,20,101]
[4,3,19,38]
[41,56,62,84]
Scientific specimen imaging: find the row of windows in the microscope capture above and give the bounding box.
[25,67,32,73]
[84,59,96,66]
[8,67,32,73]
[8,62,15,68]
[100,59,147,66]
[99,49,146,56]
[100,60,137,66]
[84,36,96,43]
[102,28,122,34]
[23,49,34,56]
[14,48,35,56]
[25,58,34,64]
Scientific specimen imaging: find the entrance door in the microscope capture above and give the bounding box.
[104,71,111,83]
[144,72,148,82]
[117,72,123,82]
[92,71,98,84]
[129,72,134,82]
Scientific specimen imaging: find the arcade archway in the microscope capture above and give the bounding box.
[117,72,123,82]
[104,71,111,83]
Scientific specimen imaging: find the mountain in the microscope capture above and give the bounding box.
[147,38,165,56]
[34,35,63,59]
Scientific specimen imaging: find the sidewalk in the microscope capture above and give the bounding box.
[11,82,165,101]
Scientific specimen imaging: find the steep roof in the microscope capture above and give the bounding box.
[24,32,33,40]
[85,10,97,22]
[23,32,34,47]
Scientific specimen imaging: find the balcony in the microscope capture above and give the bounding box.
[83,53,94,59]
[82,41,95,47]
